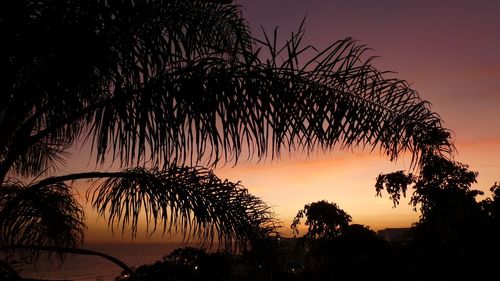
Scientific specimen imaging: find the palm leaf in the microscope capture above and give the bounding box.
[0,180,85,261]
[1,0,451,180]
[0,0,252,178]
[89,166,279,252]
[90,37,452,169]
[84,4,452,169]
[1,164,278,258]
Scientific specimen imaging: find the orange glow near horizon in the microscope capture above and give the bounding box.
[82,138,500,243]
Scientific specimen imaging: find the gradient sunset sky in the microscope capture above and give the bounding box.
[80,0,500,242]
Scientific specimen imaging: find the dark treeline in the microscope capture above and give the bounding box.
[117,155,500,281]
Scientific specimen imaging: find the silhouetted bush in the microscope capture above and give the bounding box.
[116,247,233,281]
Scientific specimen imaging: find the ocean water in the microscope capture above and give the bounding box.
[13,243,196,281]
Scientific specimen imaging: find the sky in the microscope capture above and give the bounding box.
[81,0,500,242]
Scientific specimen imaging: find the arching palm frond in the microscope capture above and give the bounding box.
[89,35,452,169]
[10,140,70,178]
[89,166,279,252]
[1,0,451,181]
[0,0,252,179]
[0,180,85,261]
[0,164,278,259]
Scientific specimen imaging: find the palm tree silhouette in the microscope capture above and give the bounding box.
[0,0,452,271]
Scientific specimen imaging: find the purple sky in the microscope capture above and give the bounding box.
[236,0,500,142]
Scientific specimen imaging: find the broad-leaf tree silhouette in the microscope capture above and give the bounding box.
[291,200,352,239]
[1,0,452,272]
[291,200,353,280]
[375,155,485,229]
[291,203,391,281]
[481,182,500,225]
[375,154,491,278]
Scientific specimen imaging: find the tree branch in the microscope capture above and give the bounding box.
[0,245,133,274]
[29,171,131,190]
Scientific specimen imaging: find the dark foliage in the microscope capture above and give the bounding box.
[116,247,233,281]
[376,155,496,280]
[291,200,351,239]
[0,180,85,261]
[291,202,393,281]
[90,166,280,252]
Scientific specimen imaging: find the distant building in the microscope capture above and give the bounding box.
[377,228,410,243]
